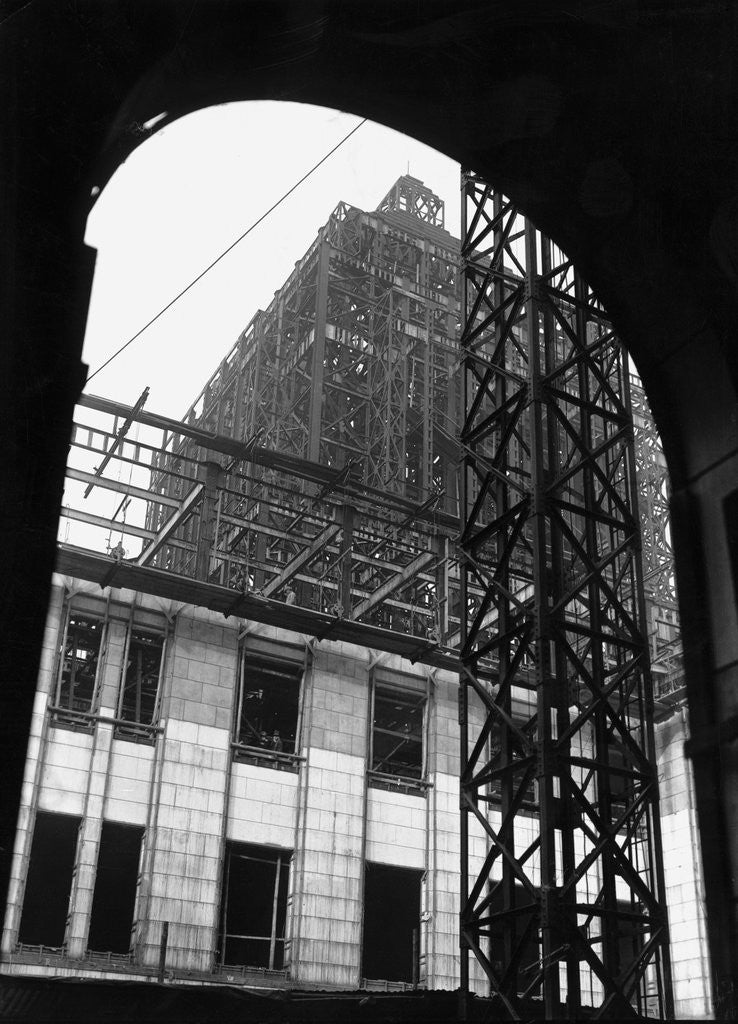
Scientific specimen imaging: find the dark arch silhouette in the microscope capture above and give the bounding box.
[3,1,738,1013]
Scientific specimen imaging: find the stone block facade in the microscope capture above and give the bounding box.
[0,577,715,1017]
[655,710,713,1018]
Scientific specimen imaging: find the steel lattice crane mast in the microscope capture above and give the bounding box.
[458,172,674,1019]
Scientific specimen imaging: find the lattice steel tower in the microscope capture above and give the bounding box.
[170,175,459,507]
[630,378,684,701]
[458,173,673,1019]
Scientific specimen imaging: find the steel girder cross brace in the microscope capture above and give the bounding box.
[457,172,674,1020]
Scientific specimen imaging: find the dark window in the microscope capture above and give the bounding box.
[616,899,646,977]
[236,654,301,755]
[18,812,80,948]
[371,686,424,780]
[724,489,738,608]
[362,863,422,983]
[57,614,102,712]
[488,881,541,995]
[487,722,538,810]
[601,741,636,824]
[119,628,164,726]
[87,822,143,954]
[219,843,290,970]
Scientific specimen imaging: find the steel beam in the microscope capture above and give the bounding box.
[458,172,673,1020]
[137,483,204,566]
[60,506,155,542]
[78,392,457,529]
[261,523,341,598]
[54,544,460,673]
[83,387,149,497]
[67,467,180,509]
[352,550,438,620]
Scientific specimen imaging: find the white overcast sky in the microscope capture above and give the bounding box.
[82,101,461,419]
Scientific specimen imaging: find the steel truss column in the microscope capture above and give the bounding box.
[629,376,684,694]
[458,171,673,1020]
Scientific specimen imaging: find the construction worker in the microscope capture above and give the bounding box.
[110,541,126,562]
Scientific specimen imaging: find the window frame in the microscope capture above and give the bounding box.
[86,820,145,957]
[218,842,291,973]
[368,679,429,791]
[485,726,539,817]
[231,645,306,771]
[115,613,168,742]
[361,861,424,986]
[17,810,82,952]
[52,601,107,727]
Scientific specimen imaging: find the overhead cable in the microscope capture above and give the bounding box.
[86,117,368,384]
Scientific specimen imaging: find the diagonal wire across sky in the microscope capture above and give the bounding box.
[86,117,368,385]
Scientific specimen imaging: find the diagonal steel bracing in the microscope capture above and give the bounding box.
[137,482,204,566]
[458,172,674,1020]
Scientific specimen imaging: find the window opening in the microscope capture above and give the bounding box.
[616,898,646,980]
[725,488,738,609]
[219,842,290,970]
[117,625,165,735]
[371,685,425,780]
[362,863,422,983]
[87,821,144,954]
[234,652,302,756]
[600,740,638,826]
[488,880,541,996]
[487,720,538,812]
[55,613,103,714]
[18,811,80,949]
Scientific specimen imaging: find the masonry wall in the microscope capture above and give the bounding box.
[0,578,716,1016]
[137,609,238,973]
[1,583,64,954]
[287,642,368,988]
[655,710,714,1019]
[2,583,472,992]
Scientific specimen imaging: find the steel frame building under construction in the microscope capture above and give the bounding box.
[1,176,712,1018]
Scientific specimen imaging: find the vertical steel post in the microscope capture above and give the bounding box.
[269,855,281,971]
[195,460,223,581]
[308,241,330,463]
[458,170,471,1023]
[524,220,561,1017]
[338,503,355,618]
[158,920,169,983]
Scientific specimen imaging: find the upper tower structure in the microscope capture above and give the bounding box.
[376,175,445,229]
[147,178,684,685]
[161,177,460,514]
